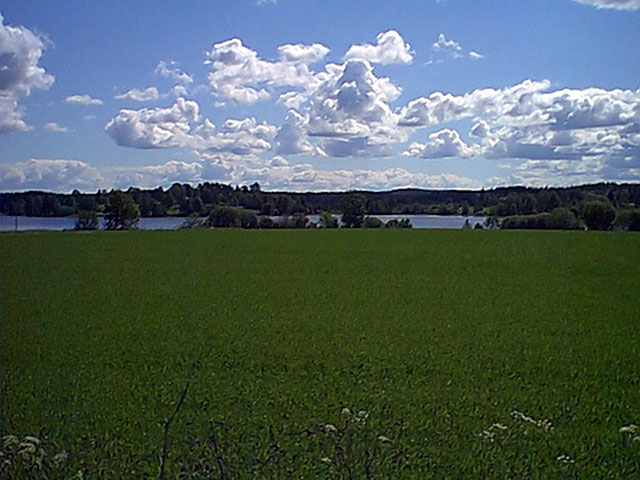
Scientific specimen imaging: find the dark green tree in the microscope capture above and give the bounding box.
[364,216,384,228]
[319,211,338,228]
[240,212,259,229]
[75,210,100,230]
[629,211,640,231]
[548,207,580,230]
[582,202,616,230]
[582,201,615,231]
[339,193,366,228]
[208,206,240,228]
[104,191,140,230]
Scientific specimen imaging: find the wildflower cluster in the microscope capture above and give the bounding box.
[1,434,67,477]
[476,423,508,443]
[556,454,575,465]
[619,424,640,444]
[313,406,404,477]
[510,410,554,431]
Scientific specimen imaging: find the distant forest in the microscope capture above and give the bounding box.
[1,182,639,219]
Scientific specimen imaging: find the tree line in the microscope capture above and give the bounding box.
[1,181,640,231]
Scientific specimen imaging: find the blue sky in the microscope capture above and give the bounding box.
[1,0,639,192]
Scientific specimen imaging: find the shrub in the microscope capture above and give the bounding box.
[385,218,412,229]
[319,211,338,228]
[208,207,240,228]
[75,210,99,231]
[581,201,615,231]
[364,216,384,228]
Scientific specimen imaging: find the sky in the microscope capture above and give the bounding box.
[0,0,639,193]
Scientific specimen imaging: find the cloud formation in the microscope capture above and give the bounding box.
[65,94,103,106]
[155,60,193,85]
[429,33,483,62]
[44,122,71,133]
[205,38,327,104]
[104,98,277,155]
[114,87,160,102]
[97,31,639,191]
[572,0,640,9]
[344,30,414,65]
[0,159,102,192]
[400,79,640,186]
[0,13,54,133]
[195,154,480,191]
[403,129,476,158]
[104,97,200,149]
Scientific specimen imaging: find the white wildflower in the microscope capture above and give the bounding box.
[53,451,68,464]
[477,430,496,442]
[23,436,40,445]
[377,435,391,443]
[556,454,575,465]
[356,410,369,423]
[321,457,332,464]
[18,442,36,455]
[341,407,351,416]
[2,435,19,448]
[323,424,338,434]
[511,410,553,431]
[620,424,638,434]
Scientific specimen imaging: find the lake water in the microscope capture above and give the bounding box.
[0,214,487,232]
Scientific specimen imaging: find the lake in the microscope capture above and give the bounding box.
[0,215,487,232]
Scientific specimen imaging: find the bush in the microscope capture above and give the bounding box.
[548,208,581,230]
[180,212,206,229]
[319,211,338,228]
[75,210,99,231]
[613,209,640,231]
[208,207,240,228]
[364,216,384,228]
[385,218,412,229]
[240,213,259,229]
[501,208,580,230]
[629,211,640,231]
[581,201,615,231]
[258,216,276,229]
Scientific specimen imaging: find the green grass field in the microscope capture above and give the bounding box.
[1,229,639,478]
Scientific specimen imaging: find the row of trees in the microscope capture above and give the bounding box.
[75,191,415,231]
[3,182,640,219]
[499,195,640,231]
[2,182,640,231]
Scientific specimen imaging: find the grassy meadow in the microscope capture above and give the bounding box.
[1,229,639,478]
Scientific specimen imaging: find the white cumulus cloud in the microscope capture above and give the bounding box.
[572,0,640,10]
[0,159,102,192]
[195,117,277,155]
[110,160,203,189]
[429,33,484,62]
[44,122,71,133]
[403,129,476,158]
[0,13,54,133]
[399,79,640,173]
[65,94,103,106]
[115,87,160,102]
[104,98,277,155]
[344,30,413,65]
[104,98,200,149]
[277,43,329,64]
[155,60,193,85]
[205,38,322,104]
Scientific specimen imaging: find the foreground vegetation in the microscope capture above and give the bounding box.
[1,229,639,478]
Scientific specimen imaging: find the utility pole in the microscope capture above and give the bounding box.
[14,215,18,232]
